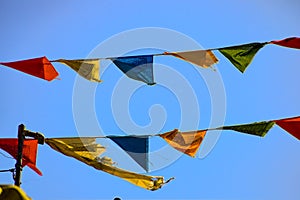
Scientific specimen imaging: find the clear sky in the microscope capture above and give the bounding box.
[0,0,300,199]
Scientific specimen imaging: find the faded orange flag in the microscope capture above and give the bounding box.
[164,50,218,68]
[160,129,207,157]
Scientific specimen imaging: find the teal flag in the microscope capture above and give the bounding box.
[218,42,267,73]
[111,55,155,85]
[220,121,275,137]
[108,136,149,172]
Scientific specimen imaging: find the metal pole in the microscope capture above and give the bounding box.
[14,124,25,186]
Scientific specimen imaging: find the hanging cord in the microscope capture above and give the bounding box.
[0,151,14,159]
[0,168,15,173]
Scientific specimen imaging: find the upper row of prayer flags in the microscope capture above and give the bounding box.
[0,37,299,84]
[0,116,299,190]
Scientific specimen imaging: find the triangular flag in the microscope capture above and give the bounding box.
[218,42,267,73]
[54,59,101,82]
[0,56,59,81]
[0,139,42,176]
[108,136,149,172]
[111,55,155,85]
[220,121,275,137]
[274,116,300,140]
[160,129,207,157]
[270,37,300,49]
[45,138,170,190]
[164,50,218,68]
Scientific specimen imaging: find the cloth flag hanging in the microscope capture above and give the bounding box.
[108,136,149,172]
[0,56,58,81]
[159,129,207,157]
[164,50,218,68]
[218,42,267,73]
[220,121,275,137]
[274,116,300,140]
[45,138,170,191]
[111,55,155,85]
[54,59,101,82]
[0,139,42,176]
[270,37,300,49]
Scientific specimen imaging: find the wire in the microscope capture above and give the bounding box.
[0,151,14,159]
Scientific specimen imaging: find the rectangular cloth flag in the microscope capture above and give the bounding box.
[45,138,169,191]
[270,37,300,49]
[0,56,59,81]
[108,136,149,172]
[218,42,267,73]
[164,50,218,68]
[220,121,275,137]
[111,55,155,85]
[54,59,101,82]
[0,139,42,175]
[159,129,207,157]
[274,116,300,140]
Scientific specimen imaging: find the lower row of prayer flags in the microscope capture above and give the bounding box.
[0,116,299,190]
[0,37,299,84]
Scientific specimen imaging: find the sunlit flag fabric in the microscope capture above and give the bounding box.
[159,129,207,157]
[111,55,155,85]
[0,139,42,176]
[45,137,170,190]
[270,37,300,49]
[164,50,218,68]
[0,185,32,200]
[0,56,58,81]
[108,136,149,172]
[218,42,267,73]
[54,59,101,82]
[274,116,300,140]
[220,121,275,137]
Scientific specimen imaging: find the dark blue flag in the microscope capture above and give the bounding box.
[108,136,149,172]
[112,55,155,85]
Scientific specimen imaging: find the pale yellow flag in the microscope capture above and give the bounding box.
[45,138,171,191]
[56,59,101,82]
[164,50,218,68]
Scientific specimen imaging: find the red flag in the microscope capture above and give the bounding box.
[0,139,42,175]
[274,116,300,140]
[270,37,300,49]
[0,56,59,81]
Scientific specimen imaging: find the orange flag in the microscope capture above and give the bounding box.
[160,129,207,157]
[274,116,300,140]
[0,139,42,175]
[0,56,59,81]
[164,50,218,68]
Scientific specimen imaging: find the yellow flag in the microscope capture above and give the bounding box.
[56,59,101,82]
[164,50,218,68]
[160,129,207,157]
[0,185,31,200]
[45,138,170,191]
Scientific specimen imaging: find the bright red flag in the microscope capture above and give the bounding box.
[0,139,42,175]
[0,56,59,81]
[270,37,300,49]
[274,116,300,140]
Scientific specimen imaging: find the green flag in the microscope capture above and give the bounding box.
[220,121,275,137]
[218,42,267,73]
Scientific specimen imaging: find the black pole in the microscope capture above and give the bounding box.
[14,124,25,186]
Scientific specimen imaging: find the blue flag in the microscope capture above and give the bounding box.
[112,55,155,85]
[108,136,149,172]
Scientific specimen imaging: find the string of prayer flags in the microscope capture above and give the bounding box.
[218,42,267,73]
[219,121,275,137]
[274,116,300,140]
[53,59,101,82]
[164,50,218,68]
[0,56,58,81]
[270,37,300,49]
[108,136,149,172]
[0,139,42,176]
[111,55,155,85]
[159,129,207,157]
[45,137,171,191]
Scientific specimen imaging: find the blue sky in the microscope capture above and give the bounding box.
[0,0,300,199]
